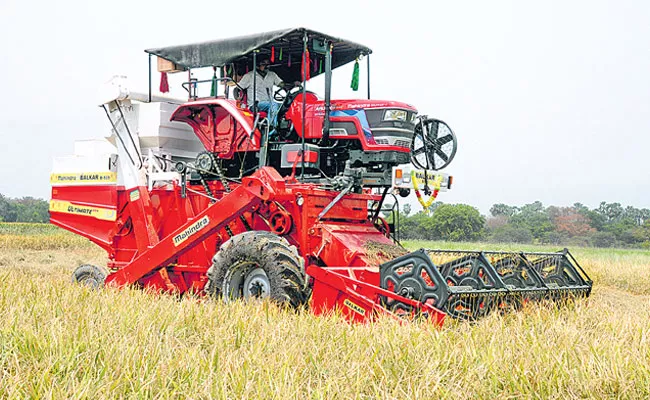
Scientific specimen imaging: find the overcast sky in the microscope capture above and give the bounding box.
[0,0,648,214]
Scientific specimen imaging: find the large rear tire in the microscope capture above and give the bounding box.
[205,231,307,308]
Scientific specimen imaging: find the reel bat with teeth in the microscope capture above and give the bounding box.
[410,117,457,171]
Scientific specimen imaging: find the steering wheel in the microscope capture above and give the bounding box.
[274,85,304,122]
[273,84,302,102]
[273,86,289,102]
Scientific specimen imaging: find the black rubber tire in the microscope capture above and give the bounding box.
[72,264,108,289]
[205,231,307,308]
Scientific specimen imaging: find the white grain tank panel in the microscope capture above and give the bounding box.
[52,140,117,173]
[136,102,204,160]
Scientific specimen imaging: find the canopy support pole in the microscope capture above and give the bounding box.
[301,32,308,181]
[367,54,371,100]
[252,51,257,115]
[148,54,152,102]
[322,40,332,143]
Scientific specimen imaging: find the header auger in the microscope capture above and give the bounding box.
[50,28,591,325]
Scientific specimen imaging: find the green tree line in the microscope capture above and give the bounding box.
[0,194,49,223]
[397,201,650,248]
[4,191,650,249]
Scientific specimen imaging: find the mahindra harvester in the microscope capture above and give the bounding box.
[50,28,592,324]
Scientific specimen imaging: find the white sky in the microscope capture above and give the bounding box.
[0,0,648,214]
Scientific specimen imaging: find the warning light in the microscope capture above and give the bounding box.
[448,176,453,189]
[395,169,403,179]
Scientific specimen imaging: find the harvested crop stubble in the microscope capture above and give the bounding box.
[1,232,650,398]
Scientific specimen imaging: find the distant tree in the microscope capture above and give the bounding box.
[0,194,49,223]
[633,220,650,248]
[489,203,519,218]
[485,215,509,230]
[429,204,485,241]
[623,206,650,226]
[590,231,617,248]
[489,225,532,244]
[573,202,589,214]
[509,201,553,241]
[400,212,434,240]
[583,209,607,231]
[519,201,544,214]
[402,203,412,217]
[596,202,624,223]
[542,231,567,245]
[0,194,18,222]
[14,197,49,223]
[551,207,595,237]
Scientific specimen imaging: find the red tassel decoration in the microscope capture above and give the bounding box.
[159,72,169,93]
[301,49,310,81]
[288,54,291,67]
[271,46,275,62]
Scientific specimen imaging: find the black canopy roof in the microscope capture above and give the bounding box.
[145,27,372,82]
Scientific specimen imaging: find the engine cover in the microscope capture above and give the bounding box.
[280,143,320,169]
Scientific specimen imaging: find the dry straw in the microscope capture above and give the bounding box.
[0,223,649,398]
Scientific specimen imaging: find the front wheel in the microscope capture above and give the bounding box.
[72,264,108,289]
[205,231,308,308]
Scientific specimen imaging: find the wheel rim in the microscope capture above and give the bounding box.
[243,268,271,299]
[223,263,270,301]
[78,275,99,287]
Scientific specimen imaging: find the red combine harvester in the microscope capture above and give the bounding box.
[50,28,592,324]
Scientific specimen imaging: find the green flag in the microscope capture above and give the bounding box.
[210,76,218,97]
[350,59,359,91]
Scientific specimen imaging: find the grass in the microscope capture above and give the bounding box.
[0,222,89,250]
[1,223,649,398]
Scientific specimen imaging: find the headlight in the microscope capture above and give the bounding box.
[383,109,408,122]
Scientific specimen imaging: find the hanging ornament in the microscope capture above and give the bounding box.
[288,53,292,67]
[159,72,169,93]
[313,55,317,72]
[319,59,323,74]
[301,49,310,81]
[412,171,442,209]
[271,46,275,62]
[350,58,360,91]
[210,67,218,97]
[279,47,283,61]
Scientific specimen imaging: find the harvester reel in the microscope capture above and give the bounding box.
[380,251,449,315]
[410,118,457,171]
[206,231,307,308]
[436,254,503,320]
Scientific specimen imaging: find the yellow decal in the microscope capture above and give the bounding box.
[173,216,210,247]
[343,299,366,316]
[412,170,443,188]
[129,189,140,202]
[50,172,117,185]
[49,200,116,221]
